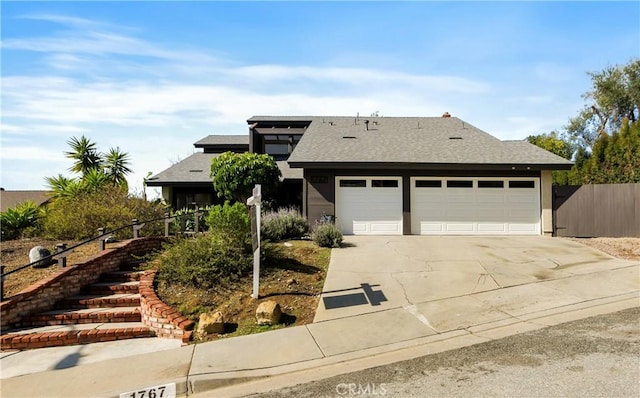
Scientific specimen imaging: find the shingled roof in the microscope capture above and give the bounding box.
[286,116,572,169]
[0,190,52,212]
[146,153,301,186]
[194,135,249,147]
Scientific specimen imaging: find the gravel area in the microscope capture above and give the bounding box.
[566,237,640,261]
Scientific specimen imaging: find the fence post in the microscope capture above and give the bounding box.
[194,205,201,234]
[0,265,5,301]
[56,243,67,268]
[164,212,171,237]
[132,219,139,239]
[98,228,106,250]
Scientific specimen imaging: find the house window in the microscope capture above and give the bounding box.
[416,180,442,188]
[310,175,329,184]
[478,181,504,188]
[509,181,535,189]
[263,134,302,160]
[340,180,366,188]
[447,180,473,188]
[372,179,398,188]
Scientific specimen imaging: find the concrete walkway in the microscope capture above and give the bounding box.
[1,237,638,397]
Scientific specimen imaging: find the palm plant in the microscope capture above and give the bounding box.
[103,147,132,187]
[45,174,83,198]
[65,135,102,176]
[82,168,112,192]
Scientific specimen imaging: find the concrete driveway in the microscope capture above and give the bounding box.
[314,236,639,327]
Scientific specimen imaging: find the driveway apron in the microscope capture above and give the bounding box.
[314,236,639,330]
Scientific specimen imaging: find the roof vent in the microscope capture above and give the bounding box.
[342,136,357,139]
[449,137,463,140]
[189,169,203,172]
[364,120,370,130]
[442,112,451,118]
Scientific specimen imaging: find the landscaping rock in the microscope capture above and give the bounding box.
[197,311,225,336]
[29,246,52,268]
[256,300,282,325]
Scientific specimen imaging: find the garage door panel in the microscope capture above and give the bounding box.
[411,177,540,236]
[336,177,402,236]
[446,223,475,233]
[477,223,508,233]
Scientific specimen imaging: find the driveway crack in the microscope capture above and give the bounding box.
[390,272,411,305]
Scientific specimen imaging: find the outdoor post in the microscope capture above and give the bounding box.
[98,228,106,250]
[164,212,171,237]
[0,265,5,301]
[132,219,139,239]
[193,203,200,234]
[247,184,261,299]
[56,243,67,268]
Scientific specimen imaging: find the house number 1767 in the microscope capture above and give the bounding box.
[120,383,176,398]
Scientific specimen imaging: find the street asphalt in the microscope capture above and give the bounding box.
[0,236,638,397]
[254,307,640,398]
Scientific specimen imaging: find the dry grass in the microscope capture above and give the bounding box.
[1,238,106,299]
[155,240,331,342]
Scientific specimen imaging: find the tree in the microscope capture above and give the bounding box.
[526,131,576,160]
[526,131,576,185]
[104,147,132,188]
[65,135,102,175]
[567,59,640,150]
[47,136,133,198]
[575,119,640,184]
[210,152,282,204]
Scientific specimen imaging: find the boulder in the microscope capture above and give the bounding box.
[197,311,225,336]
[256,300,282,326]
[29,246,52,268]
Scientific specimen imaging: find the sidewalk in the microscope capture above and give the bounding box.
[1,261,638,398]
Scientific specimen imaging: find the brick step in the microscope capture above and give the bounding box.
[100,270,143,282]
[118,259,146,271]
[82,281,140,295]
[24,307,141,327]
[1,322,154,350]
[56,293,141,309]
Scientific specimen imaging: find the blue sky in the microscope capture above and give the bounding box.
[2,1,639,196]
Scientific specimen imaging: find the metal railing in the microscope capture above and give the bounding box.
[0,206,206,301]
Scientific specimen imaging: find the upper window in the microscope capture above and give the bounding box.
[415,180,442,188]
[478,181,504,188]
[263,134,302,160]
[372,179,398,188]
[509,181,535,189]
[340,180,366,188]
[310,175,329,184]
[447,180,473,188]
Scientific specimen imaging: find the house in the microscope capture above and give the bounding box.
[0,189,52,212]
[148,114,572,236]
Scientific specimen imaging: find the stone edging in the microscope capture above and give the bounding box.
[139,269,194,343]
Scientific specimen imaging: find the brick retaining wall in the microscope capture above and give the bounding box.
[139,270,194,343]
[0,237,165,331]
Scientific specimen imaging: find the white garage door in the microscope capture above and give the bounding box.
[411,177,540,235]
[336,177,403,235]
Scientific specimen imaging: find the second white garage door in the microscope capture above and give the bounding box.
[411,177,541,235]
[336,177,403,235]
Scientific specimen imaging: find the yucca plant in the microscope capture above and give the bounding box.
[0,201,42,240]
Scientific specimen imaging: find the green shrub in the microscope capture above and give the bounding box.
[0,201,42,240]
[261,207,309,242]
[42,189,166,240]
[155,234,252,288]
[206,202,251,249]
[171,205,210,234]
[311,222,343,248]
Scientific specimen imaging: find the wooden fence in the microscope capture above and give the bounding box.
[553,183,640,237]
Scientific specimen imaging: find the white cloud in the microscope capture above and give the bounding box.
[1,13,582,190]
